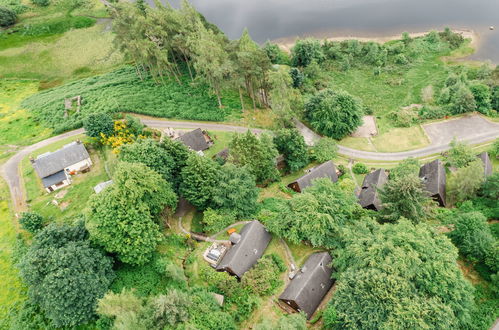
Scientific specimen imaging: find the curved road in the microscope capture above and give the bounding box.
[2,119,498,212]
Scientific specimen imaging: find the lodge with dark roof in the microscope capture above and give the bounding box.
[31,141,92,193]
[176,128,213,152]
[419,159,446,207]
[279,252,334,319]
[358,168,388,211]
[216,220,272,279]
[288,161,338,193]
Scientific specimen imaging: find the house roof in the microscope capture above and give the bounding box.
[214,148,229,160]
[32,141,90,178]
[279,252,334,319]
[41,170,67,188]
[176,128,210,151]
[419,159,446,206]
[358,169,388,210]
[477,152,493,177]
[94,180,113,194]
[216,220,272,278]
[289,161,338,191]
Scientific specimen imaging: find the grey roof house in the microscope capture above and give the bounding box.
[216,220,272,279]
[176,128,213,152]
[477,152,493,177]
[288,161,338,193]
[358,169,388,211]
[279,252,334,319]
[31,141,92,193]
[419,159,446,207]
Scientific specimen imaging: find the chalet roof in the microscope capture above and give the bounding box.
[279,252,334,319]
[176,128,210,151]
[419,159,446,206]
[214,148,229,160]
[477,152,493,177]
[216,220,272,278]
[358,169,388,210]
[41,170,67,188]
[289,161,338,192]
[32,141,90,178]
[94,180,114,194]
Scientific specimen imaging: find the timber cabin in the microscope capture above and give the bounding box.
[31,141,92,193]
[287,161,338,193]
[216,220,272,279]
[419,159,446,207]
[176,128,213,152]
[279,252,334,319]
[358,169,388,211]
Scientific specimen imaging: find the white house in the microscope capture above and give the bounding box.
[31,140,92,192]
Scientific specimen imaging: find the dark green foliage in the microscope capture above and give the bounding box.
[470,83,492,114]
[480,172,499,200]
[418,105,449,119]
[491,138,499,158]
[83,113,114,138]
[228,131,279,185]
[439,27,465,49]
[31,0,49,6]
[448,211,495,262]
[9,299,52,330]
[19,212,44,234]
[19,222,114,328]
[15,15,95,37]
[210,164,259,218]
[327,218,475,329]
[242,255,284,296]
[119,138,175,182]
[450,83,477,114]
[86,162,177,265]
[160,137,190,191]
[263,41,289,65]
[389,157,420,179]
[0,6,16,27]
[352,162,369,174]
[261,178,362,247]
[22,67,241,132]
[447,160,485,204]
[445,139,476,168]
[305,88,363,139]
[492,86,499,110]
[273,128,310,172]
[289,67,304,88]
[201,208,235,233]
[310,137,338,162]
[291,39,324,67]
[180,154,221,210]
[379,174,434,224]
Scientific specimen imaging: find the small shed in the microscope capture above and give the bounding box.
[279,252,334,319]
[288,161,338,193]
[419,159,446,207]
[176,128,213,151]
[477,152,493,177]
[358,169,388,211]
[216,220,272,279]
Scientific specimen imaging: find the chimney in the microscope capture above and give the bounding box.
[29,157,35,164]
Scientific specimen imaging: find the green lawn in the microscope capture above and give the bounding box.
[204,130,236,158]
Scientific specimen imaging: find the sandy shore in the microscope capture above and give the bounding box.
[275,29,479,53]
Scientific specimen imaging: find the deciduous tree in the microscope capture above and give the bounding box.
[310,137,338,163]
[19,212,44,234]
[83,113,114,138]
[447,159,485,204]
[273,128,309,172]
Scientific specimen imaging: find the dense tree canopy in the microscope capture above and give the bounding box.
[19,212,44,234]
[310,137,338,163]
[19,222,114,328]
[305,88,363,139]
[447,160,485,204]
[0,6,16,27]
[86,162,177,265]
[389,157,420,179]
[326,218,475,329]
[291,39,324,67]
[273,128,309,172]
[228,131,279,184]
[445,140,476,168]
[83,113,114,138]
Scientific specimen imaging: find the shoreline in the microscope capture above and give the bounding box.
[274,29,479,53]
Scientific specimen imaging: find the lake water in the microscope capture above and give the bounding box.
[163,0,499,63]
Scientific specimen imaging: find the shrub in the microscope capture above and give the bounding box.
[201,208,235,234]
[388,107,419,127]
[242,255,284,296]
[83,113,114,138]
[273,128,309,172]
[352,162,369,174]
[445,139,476,168]
[291,39,324,67]
[19,212,44,234]
[418,105,449,119]
[394,53,409,65]
[0,6,16,27]
[310,137,338,163]
[470,83,492,114]
[31,0,49,6]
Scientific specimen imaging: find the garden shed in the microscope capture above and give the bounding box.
[358,169,388,211]
[419,159,446,207]
[215,220,272,279]
[279,252,334,319]
[288,161,338,193]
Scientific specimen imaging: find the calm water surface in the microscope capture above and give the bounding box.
[162,0,499,63]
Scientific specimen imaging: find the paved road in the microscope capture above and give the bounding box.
[2,118,498,213]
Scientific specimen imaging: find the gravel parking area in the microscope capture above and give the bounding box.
[423,115,499,145]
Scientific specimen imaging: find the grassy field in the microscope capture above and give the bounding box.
[0,178,26,329]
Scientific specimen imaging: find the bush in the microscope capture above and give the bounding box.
[470,83,492,114]
[0,6,16,27]
[83,113,114,138]
[273,128,309,172]
[418,105,449,119]
[201,208,235,234]
[388,107,419,127]
[19,212,44,234]
[31,0,49,6]
[352,162,369,174]
[291,39,324,67]
[310,137,338,162]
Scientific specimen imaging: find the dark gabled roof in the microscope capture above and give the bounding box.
[41,170,67,188]
[176,128,209,151]
[32,141,90,178]
[289,161,338,192]
[214,148,229,160]
[216,220,272,278]
[279,252,334,319]
[419,159,446,206]
[358,169,388,210]
[477,152,493,177]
